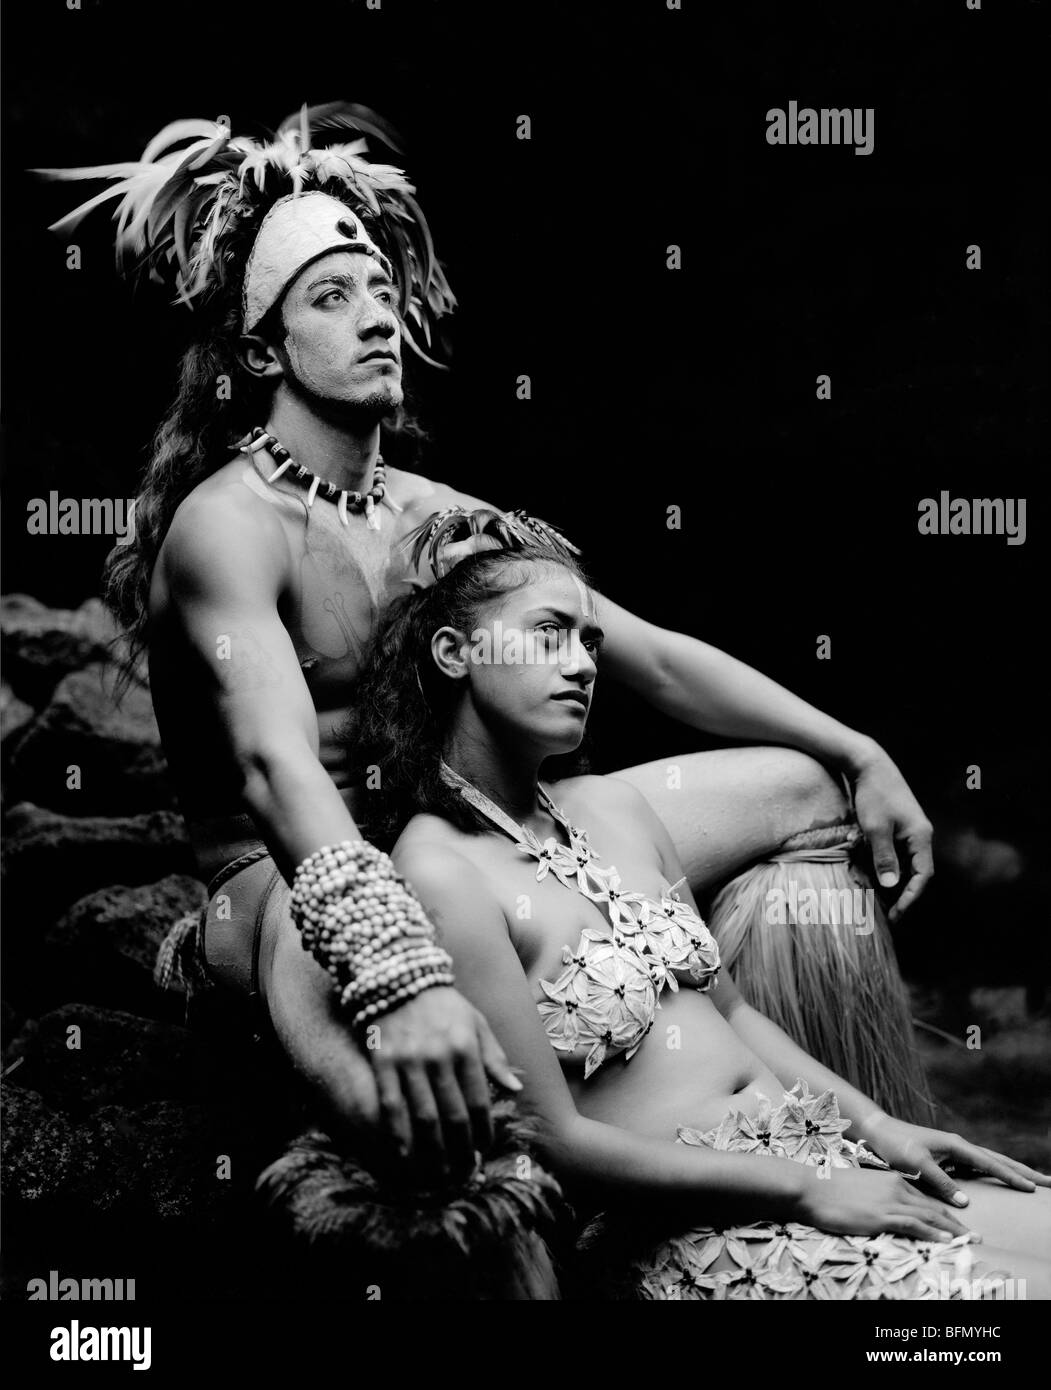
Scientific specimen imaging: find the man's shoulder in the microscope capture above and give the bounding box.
[159,463,290,591]
[390,466,501,523]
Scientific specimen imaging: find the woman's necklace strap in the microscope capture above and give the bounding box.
[438,761,576,848]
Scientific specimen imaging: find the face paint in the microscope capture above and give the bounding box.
[569,572,598,624]
[276,249,404,414]
[242,192,394,333]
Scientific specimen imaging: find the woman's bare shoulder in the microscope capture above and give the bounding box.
[395,810,466,853]
[392,815,513,945]
[392,812,491,884]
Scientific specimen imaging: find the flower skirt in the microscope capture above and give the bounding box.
[578,1082,1011,1301]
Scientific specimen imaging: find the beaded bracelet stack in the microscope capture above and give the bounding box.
[290,838,455,1030]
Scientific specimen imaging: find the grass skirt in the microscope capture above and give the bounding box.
[706,824,935,1124]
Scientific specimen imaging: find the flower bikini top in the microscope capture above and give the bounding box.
[440,765,721,1078]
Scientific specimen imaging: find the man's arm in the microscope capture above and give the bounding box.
[597,599,871,767]
[433,485,933,919]
[159,490,520,1170]
[595,594,934,920]
[162,491,364,877]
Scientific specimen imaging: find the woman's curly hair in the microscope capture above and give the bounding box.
[344,544,592,849]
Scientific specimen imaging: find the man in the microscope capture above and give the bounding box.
[42,105,934,1176]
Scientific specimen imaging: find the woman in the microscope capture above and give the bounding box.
[348,521,1051,1300]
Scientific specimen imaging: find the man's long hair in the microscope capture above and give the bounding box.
[40,105,448,678]
[102,258,426,675]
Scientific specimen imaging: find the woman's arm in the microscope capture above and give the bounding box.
[713,975,1050,1203]
[396,837,805,1221]
[393,835,970,1241]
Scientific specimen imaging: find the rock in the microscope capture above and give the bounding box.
[3,801,191,877]
[0,1083,248,1224]
[0,1085,84,1203]
[7,662,173,816]
[3,999,295,1240]
[90,1099,243,1222]
[2,998,25,1051]
[0,682,34,755]
[0,595,142,708]
[42,876,207,1018]
[3,1004,200,1116]
[2,803,194,944]
[0,1081,281,1304]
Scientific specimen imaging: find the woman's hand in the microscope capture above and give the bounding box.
[793,1165,971,1242]
[858,1115,1051,1206]
[847,743,934,922]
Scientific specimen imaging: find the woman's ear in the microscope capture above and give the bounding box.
[237,333,285,381]
[431,626,472,681]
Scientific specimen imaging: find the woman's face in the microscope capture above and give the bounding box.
[438,563,603,756]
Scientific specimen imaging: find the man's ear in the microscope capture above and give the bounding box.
[237,333,285,381]
[431,627,472,681]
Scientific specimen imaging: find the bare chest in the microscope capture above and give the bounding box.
[278,499,425,704]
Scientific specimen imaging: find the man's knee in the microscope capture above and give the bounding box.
[614,745,851,885]
[762,747,850,829]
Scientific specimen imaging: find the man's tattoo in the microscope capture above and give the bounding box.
[219,627,285,693]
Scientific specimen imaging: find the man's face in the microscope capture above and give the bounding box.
[273,249,404,418]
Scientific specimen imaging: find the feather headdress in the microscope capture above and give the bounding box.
[407,506,582,580]
[33,102,456,367]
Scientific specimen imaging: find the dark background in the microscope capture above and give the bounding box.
[2,0,1050,1316]
[3,0,1048,959]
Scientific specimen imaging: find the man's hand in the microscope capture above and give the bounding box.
[267,916,521,1184]
[366,987,522,1179]
[848,745,934,922]
[429,532,501,579]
